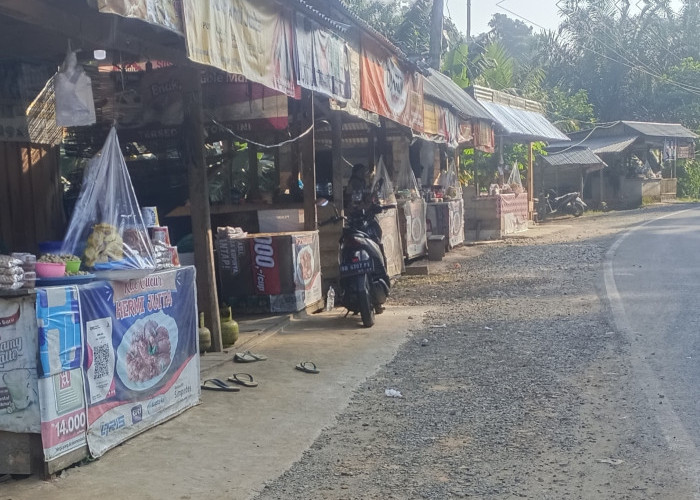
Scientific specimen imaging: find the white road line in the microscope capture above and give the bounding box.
[604,208,700,498]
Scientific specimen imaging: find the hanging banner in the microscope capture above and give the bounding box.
[182,0,300,98]
[294,13,350,102]
[79,267,199,458]
[0,295,40,433]
[98,0,184,35]
[329,40,379,126]
[360,35,424,132]
[201,70,288,138]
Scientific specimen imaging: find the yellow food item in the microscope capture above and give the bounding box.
[84,223,124,267]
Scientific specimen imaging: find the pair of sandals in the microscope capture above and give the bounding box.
[201,373,258,392]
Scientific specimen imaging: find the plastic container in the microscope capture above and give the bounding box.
[65,259,81,273]
[22,271,36,288]
[36,262,66,278]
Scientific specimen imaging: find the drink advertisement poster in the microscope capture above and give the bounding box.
[79,267,199,457]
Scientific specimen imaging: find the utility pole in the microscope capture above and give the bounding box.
[429,0,444,69]
[467,0,471,39]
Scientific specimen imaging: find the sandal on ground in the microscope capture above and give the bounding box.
[233,351,268,363]
[295,361,320,374]
[201,378,240,392]
[227,373,258,387]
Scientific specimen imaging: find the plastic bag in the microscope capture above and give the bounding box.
[435,157,461,200]
[395,157,421,201]
[507,161,524,194]
[370,157,397,205]
[55,49,96,127]
[62,127,155,279]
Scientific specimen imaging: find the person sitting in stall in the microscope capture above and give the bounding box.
[344,163,370,211]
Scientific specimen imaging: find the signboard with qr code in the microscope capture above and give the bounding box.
[78,266,199,458]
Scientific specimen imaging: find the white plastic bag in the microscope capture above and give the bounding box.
[62,127,155,279]
[55,49,96,127]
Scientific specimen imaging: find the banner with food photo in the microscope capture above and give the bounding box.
[78,266,199,458]
[360,35,424,132]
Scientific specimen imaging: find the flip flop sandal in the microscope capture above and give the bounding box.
[295,361,320,374]
[201,378,240,392]
[233,351,268,363]
[227,373,258,387]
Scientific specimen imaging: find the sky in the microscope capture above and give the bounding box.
[446,0,563,36]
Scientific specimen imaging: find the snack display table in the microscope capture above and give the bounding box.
[0,267,199,477]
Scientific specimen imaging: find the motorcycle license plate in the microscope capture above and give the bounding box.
[340,260,374,276]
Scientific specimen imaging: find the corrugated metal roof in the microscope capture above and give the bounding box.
[551,135,639,154]
[621,121,698,139]
[477,101,570,142]
[423,69,492,121]
[539,147,606,168]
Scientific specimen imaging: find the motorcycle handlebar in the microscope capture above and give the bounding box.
[318,215,344,227]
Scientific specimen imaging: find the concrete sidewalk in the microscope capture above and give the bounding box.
[1,305,426,500]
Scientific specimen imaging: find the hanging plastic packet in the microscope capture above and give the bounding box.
[370,157,397,206]
[62,127,155,280]
[55,46,96,127]
[507,161,524,194]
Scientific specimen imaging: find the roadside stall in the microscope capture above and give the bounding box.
[426,158,464,249]
[0,125,199,476]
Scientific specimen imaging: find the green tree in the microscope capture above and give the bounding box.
[677,159,700,199]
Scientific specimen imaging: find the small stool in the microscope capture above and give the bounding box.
[427,235,446,261]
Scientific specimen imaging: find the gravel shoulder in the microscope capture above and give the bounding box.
[255,204,696,500]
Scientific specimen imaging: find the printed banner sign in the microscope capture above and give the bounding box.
[39,368,87,461]
[202,70,289,138]
[79,266,199,457]
[400,199,428,259]
[182,0,300,98]
[0,296,40,433]
[329,40,379,126]
[360,35,424,132]
[294,13,350,102]
[98,0,184,34]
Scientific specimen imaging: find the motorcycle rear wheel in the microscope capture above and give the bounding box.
[359,275,375,327]
[572,202,584,217]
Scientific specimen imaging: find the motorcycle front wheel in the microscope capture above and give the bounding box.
[572,201,584,217]
[358,274,375,327]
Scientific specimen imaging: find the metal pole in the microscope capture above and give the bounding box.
[467,0,471,39]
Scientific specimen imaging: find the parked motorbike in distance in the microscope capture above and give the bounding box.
[537,189,587,219]
[317,194,393,328]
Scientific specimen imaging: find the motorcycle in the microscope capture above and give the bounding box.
[318,193,392,328]
[537,189,587,218]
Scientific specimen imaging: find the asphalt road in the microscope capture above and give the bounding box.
[606,206,700,495]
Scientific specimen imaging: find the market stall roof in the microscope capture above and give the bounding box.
[423,69,492,122]
[538,146,606,172]
[617,121,698,140]
[550,135,639,155]
[469,86,569,143]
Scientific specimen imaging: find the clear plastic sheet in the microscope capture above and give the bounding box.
[62,127,155,279]
[370,157,397,205]
[395,156,421,201]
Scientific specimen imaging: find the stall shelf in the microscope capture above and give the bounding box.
[426,199,465,250]
[463,191,529,241]
[0,267,199,476]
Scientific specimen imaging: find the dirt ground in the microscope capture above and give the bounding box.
[254,204,697,500]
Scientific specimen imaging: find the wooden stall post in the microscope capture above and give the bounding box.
[528,142,534,220]
[181,68,222,352]
[301,89,317,231]
[331,112,344,212]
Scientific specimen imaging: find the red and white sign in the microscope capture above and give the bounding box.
[360,36,424,132]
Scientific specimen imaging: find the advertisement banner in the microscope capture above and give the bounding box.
[294,13,350,102]
[360,35,424,132]
[182,0,300,98]
[38,368,87,461]
[98,0,184,35]
[37,286,82,378]
[79,267,199,457]
[376,208,403,278]
[0,295,40,433]
[329,40,379,126]
[201,69,289,138]
[399,199,428,259]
